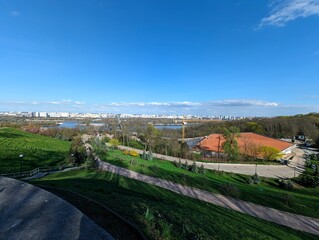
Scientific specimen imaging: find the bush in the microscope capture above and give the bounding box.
[252,173,261,184]
[245,177,254,185]
[246,173,261,185]
[127,140,144,150]
[141,150,153,161]
[278,179,294,190]
[124,149,139,157]
[191,161,198,173]
[84,154,97,169]
[129,150,139,157]
[298,174,319,187]
[198,164,206,175]
[123,150,130,155]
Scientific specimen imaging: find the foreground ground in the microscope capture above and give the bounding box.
[30,170,318,240]
[0,176,112,240]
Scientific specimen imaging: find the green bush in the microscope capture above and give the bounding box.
[128,140,144,150]
[191,161,198,173]
[252,173,261,184]
[298,174,319,187]
[246,174,261,185]
[141,150,153,161]
[198,164,206,175]
[278,179,294,190]
[84,154,96,169]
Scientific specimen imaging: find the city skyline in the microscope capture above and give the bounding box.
[1,0,319,116]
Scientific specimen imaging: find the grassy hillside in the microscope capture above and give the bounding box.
[30,170,318,240]
[100,149,319,218]
[0,127,71,173]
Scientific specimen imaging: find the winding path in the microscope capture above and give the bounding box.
[97,159,319,236]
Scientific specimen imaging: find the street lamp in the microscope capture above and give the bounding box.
[19,154,24,172]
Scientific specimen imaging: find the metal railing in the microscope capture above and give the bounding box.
[0,164,76,179]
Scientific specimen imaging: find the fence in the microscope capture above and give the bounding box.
[0,164,76,179]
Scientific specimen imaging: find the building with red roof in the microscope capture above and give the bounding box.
[197,132,295,159]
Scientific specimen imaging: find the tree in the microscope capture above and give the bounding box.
[222,127,240,161]
[258,146,282,161]
[245,122,265,135]
[69,136,86,165]
[84,153,97,169]
[109,138,120,149]
[145,124,158,151]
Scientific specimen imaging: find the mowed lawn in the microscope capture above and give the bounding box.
[30,170,318,240]
[0,127,71,173]
[100,149,319,219]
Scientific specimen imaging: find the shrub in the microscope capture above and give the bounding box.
[246,173,261,185]
[298,174,319,187]
[129,150,139,157]
[123,150,130,155]
[191,161,198,173]
[278,179,294,190]
[245,177,254,185]
[84,154,96,169]
[198,164,206,175]
[141,150,153,161]
[181,162,189,171]
[109,138,120,149]
[252,173,261,184]
[128,140,144,150]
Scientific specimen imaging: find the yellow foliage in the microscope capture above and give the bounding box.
[258,146,283,161]
[129,150,139,157]
[123,150,130,155]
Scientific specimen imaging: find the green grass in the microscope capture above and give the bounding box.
[100,149,319,218]
[30,169,318,240]
[0,127,71,173]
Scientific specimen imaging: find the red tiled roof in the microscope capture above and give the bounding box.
[198,132,293,154]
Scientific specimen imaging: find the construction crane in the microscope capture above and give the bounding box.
[176,118,222,144]
[181,120,187,144]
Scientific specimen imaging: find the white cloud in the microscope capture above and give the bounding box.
[259,0,319,27]
[206,100,279,107]
[74,101,85,105]
[0,99,279,109]
[10,11,20,17]
[2,99,318,117]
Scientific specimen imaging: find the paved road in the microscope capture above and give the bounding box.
[118,145,304,178]
[97,159,319,236]
[0,176,113,240]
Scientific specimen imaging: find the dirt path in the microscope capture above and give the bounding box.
[97,159,319,236]
[118,145,302,178]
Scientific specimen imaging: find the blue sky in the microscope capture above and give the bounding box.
[0,0,319,116]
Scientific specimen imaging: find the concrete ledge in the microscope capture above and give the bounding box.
[0,176,113,240]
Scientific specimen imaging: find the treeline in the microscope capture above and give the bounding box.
[185,113,319,143]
